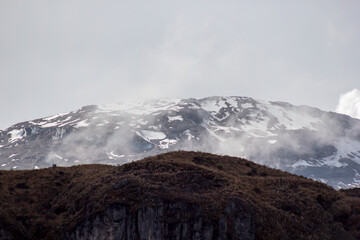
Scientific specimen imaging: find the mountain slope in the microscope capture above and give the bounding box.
[1,96,360,188]
[0,151,359,240]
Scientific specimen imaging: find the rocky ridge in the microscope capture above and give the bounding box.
[0,151,359,240]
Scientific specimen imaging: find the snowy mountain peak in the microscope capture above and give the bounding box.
[1,96,360,189]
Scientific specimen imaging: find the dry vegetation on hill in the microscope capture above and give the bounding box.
[0,151,359,239]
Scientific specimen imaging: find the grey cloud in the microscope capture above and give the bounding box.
[0,0,359,129]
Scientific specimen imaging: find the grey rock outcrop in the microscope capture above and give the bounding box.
[0,228,13,240]
[63,200,254,240]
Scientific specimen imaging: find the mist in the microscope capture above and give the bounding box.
[42,97,360,175]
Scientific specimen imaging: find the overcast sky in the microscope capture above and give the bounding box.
[0,1,359,129]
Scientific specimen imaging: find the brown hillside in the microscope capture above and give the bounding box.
[0,151,359,240]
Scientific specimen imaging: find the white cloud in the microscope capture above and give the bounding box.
[335,89,360,119]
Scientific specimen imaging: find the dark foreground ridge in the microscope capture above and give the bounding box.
[0,151,359,240]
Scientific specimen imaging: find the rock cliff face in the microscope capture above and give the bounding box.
[63,200,254,240]
[0,152,359,240]
[0,226,13,240]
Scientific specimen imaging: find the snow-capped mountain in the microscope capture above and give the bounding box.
[1,96,360,189]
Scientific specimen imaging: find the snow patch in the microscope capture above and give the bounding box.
[159,139,178,149]
[239,118,277,137]
[137,119,148,125]
[291,159,315,168]
[8,129,25,143]
[263,103,323,131]
[54,154,63,160]
[184,130,195,141]
[241,103,253,109]
[62,116,72,122]
[267,139,277,144]
[201,99,227,112]
[290,137,360,168]
[320,138,360,166]
[58,118,81,127]
[43,113,68,121]
[168,115,183,122]
[41,122,60,128]
[136,130,166,140]
[74,120,90,128]
[107,151,125,159]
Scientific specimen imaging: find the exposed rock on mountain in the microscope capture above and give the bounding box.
[0,152,359,240]
[1,96,360,188]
